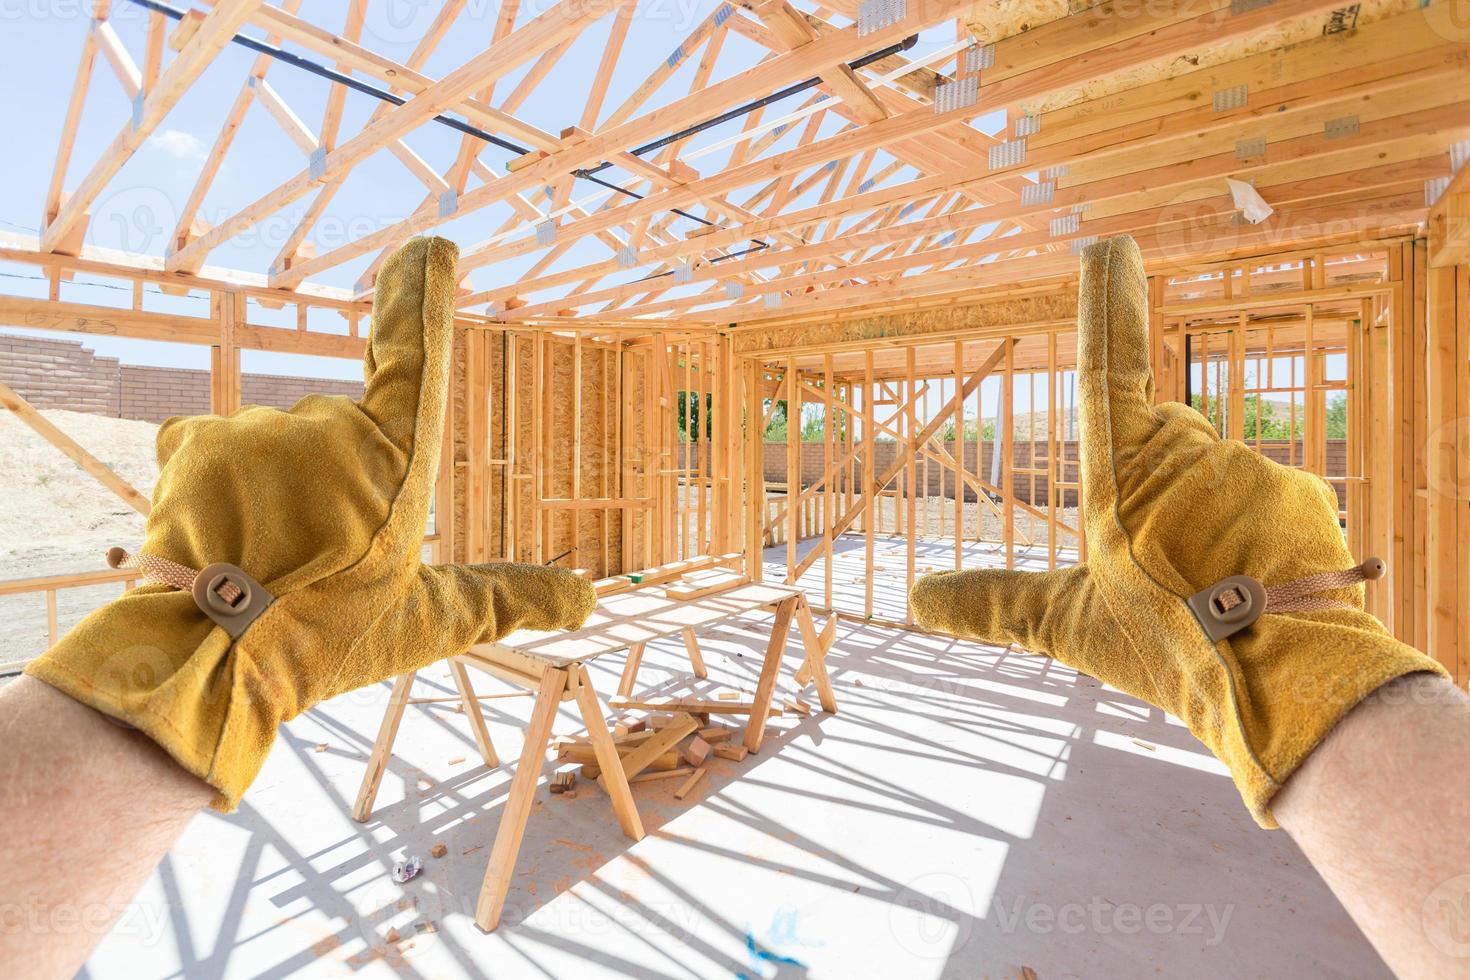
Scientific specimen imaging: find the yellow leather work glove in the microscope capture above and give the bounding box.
[910,235,1446,828]
[25,237,596,811]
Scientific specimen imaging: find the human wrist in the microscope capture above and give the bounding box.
[24,586,259,810]
[1216,607,1449,828]
[1266,672,1470,977]
[1271,671,1460,825]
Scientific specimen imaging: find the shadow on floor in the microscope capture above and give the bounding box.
[81,600,1387,979]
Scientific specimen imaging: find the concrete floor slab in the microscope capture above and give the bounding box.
[78,542,1386,979]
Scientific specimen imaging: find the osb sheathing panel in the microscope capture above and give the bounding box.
[581,344,617,571]
[623,346,652,570]
[543,335,623,577]
[449,329,627,578]
[1030,4,1447,151]
[969,0,1416,116]
[543,336,574,565]
[965,0,1077,44]
[449,327,506,566]
[593,340,627,577]
[450,328,468,564]
[732,289,1078,357]
[511,333,535,564]
[487,331,507,563]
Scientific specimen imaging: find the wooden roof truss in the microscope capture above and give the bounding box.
[30,0,1470,327]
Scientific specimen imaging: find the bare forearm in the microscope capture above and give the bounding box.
[1274,672,1470,978]
[0,676,212,978]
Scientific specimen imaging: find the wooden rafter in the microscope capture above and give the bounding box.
[42,0,268,254]
[17,0,1466,326]
[248,0,971,287]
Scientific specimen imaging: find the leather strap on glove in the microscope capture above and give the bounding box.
[26,237,596,810]
[910,234,1446,828]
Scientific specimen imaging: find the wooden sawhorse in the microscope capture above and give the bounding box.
[352,581,836,931]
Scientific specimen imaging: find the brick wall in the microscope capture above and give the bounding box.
[119,365,212,421]
[754,438,1349,508]
[0,333,122,416]
[0,332,363,422]
[757,441,1082,506]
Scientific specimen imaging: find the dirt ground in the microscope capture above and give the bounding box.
[3,417,1080,666]
[0,409,159,664]
[869,495,1081,551]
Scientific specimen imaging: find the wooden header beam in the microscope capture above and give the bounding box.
[1429,163,1470,268]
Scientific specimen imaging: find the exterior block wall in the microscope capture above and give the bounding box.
[0,332,363,422]
[750,439,1348,508]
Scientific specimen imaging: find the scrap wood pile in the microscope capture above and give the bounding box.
[550,692,814,802]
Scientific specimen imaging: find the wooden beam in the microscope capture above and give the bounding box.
[790,339,1012,580]
[170,0,630,274]
[1428,164,1470,268]
[710,186,1431,325]
[317,0,368,153]
[750,0,888,124]
[0,379,152,516]
[210,0,559,152]
[44,12,102,229]
[1425,260,1467,684]
[168,0,306,254]
[458,0,1360,300]
[95,21,142,100]
[541,102,1468,319]
[0,294,216,345]
[0,293,365,359]
[253,78,318,154]
[43,0,268,253]
[255,0,972,287]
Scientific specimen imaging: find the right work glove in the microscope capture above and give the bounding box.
[910,234,1447,828]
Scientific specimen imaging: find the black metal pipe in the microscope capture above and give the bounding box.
[1183,332,1194,408]
[123,0,531,154]
[544,548,576,567]
[590,33,918,172]
[575,169,715,228]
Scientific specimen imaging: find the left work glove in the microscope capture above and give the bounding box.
[26,236,596,810]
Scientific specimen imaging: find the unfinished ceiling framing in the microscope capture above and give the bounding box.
[1,0,1467,686]
[23,0,1466,312]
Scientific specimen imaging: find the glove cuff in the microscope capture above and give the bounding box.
[1223,619,1449,828]
[23,588,282,812]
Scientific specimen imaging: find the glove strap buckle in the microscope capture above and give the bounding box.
[1188,575,1267,642]
[1188,558,1386,642]
[191,563,274,638]
[107,547,274,639]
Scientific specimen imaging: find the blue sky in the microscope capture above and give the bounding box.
[0,1,991,380]
[0,2,1332,429]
